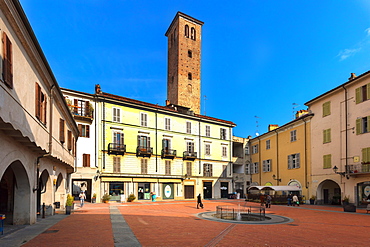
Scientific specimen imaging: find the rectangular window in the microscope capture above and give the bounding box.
[245,164,250,175]
[288,153,300,169]
[245,146,250,155]
[266,140,271,150]
[323,129,331,143]
[323,154,332,169]
[356,116,370,135]
[78,124,90,138]
[263,159,272,172]
[203,163,213,177]
[165,117,171,130]
[113,108,121,122]
[113,156,121,173]
[141,159,148,174]
[186,122,191,134]
[186,142,195,153]
[165,160,171,175]
[222,146,227,157]
[162,138,171,151]
[35,83,47,124]
[220,128,227,140]
[74,99,90,117]
[138,135,150,149]
[2,32,13,88]
[67,130,72,151]
[113,131,124,145]
[356,84,370,104]
[186,162,192,176]
[141,113,147,127]
[252,144,259,154]
[59,119,65,143]
[205,144,211,155]
[290,130,297,142]
[83,154,90,167]
[322,101,331,117]
[205,125,210,137]
[252,162,259,174]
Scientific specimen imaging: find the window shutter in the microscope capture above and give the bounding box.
[137,135,141,147]
[297,153,300,168]
[367,84,370,101]
[355,87,361,104]
[3,32,13,88]
[367,116,370,133]
[67,130,72,150]
[362,148,368,163]
[85,101,90,116]
[356,118,362,135]
[59,119,65,143]
[78,124,82,137]
[73,99,78,114]
[148,136,151,149]
[35,83,40,119]
[43,96,47,124]
[327,129,331,142]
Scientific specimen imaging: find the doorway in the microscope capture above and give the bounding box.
[203,182,212,199]
[138,183,150,200]
[220,182,229,198]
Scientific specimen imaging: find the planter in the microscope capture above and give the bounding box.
[92,198,96,203]
[66,205,72,215]
[343,204,356,212]
[342,201,349,206]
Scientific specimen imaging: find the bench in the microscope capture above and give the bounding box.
[367,204,370,214]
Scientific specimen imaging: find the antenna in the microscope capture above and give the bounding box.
[254,116,261,136]
[292,103,299,119]
[203,95,207,115]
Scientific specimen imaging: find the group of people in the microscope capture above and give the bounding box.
[287,193,300,206]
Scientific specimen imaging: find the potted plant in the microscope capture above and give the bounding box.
[65,194,74,215]
[342,195,350,206]
[309,195,316,205]
[102,193,111,203]
[92,193,97,203]
[127,193,136,202]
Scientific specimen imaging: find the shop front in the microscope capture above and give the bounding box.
[357,181,370,207]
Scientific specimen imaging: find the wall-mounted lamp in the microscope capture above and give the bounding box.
[272,174,281,182]
[332,166,346,177]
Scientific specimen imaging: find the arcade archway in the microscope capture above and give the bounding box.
[316,179,341,205]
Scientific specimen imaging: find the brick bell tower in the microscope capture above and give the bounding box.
[165,12,204,114]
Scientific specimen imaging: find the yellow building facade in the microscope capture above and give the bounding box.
[95,89,235,201]
[249,112,313,202]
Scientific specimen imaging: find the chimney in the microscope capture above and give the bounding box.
[268,124,279,132]
[295,109,309,119]
[348,73,357,80]
[95,84,102,94]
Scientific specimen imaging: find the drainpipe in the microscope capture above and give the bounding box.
[257,136,261,185]
[155,105,158,172]
[48,85,55,154]
[302,118,308,189]
[33,154,51,193]
[103,100,106,169]
[273,129,279,185]
[342,85,349,177]
[199,118,201,175]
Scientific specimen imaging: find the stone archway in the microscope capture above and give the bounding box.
[316,179,341,205]
[55,173,65,208]
[0,160,31,225]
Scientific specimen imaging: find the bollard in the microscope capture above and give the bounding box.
[42,203,45,218]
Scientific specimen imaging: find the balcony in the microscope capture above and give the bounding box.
[161,148,177,159]
[108,143,126,155]
[183,151,197,161]
[348,163,370,175]
[136,146,153,157]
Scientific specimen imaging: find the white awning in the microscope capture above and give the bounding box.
[248,186,301,191]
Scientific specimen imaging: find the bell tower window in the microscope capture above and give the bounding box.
[185,25,189,38]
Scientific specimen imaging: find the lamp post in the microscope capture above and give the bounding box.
[332,166,346,177]
[272,174,281,182]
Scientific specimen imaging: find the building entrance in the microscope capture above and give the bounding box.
[203,182,212,199]
[138,183,150,200]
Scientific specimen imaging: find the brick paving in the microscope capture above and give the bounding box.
[1,200,369,246]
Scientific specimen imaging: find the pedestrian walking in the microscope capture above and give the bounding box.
[292,194,299,206]
[287,193,293,206]
[79,191,86,207]
[266,195,272,208]
[120,192,126,203]
[197,194,203,209]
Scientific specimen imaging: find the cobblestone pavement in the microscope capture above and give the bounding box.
[0,200,369,246]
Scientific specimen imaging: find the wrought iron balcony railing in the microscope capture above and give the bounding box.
[108,143,126,155]
[136,146,153,157]
[183,151,197,161]
[161,149,177,159]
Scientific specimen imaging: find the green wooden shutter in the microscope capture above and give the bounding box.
[362,148,368,163]
[356,118,362,135]
[327,129,331,142]
[367,84,370,101]
[355,87,362,104]
[367,116,370,133]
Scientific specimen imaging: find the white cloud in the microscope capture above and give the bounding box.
[366,27,370,36]
[337,48,361,61]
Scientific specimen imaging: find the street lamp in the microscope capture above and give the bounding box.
[332,166,345,177]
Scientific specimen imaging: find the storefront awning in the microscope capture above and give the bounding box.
[248,186,301,191]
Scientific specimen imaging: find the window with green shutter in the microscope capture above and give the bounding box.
[356,116,370,135]
[362,147,370,163]
[323,129,331,143]
[322,101,331,117]
[355,84,370,104]
[323,154,331,169]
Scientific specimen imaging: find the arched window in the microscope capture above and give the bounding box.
[188,72,192,80]
[191,27,196,40]
[185,25,189,38]
[188,50,192,58]
[187,84,192,93]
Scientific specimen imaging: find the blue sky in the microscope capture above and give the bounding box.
[20,0,370,137]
